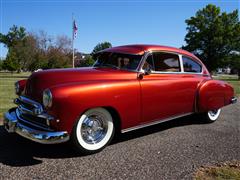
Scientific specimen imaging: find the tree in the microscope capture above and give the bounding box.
[183,4,240,72]
[92,42,112,54]
[0,25,26,48]
[79,55,95,67]
[226,54,240,80]
[2,49,19,71]
[0,25,27,72]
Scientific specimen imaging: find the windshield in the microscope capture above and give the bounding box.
[93,52,143,71]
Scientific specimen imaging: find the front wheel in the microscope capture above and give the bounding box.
[202,109,222,123]
[71,108,115,154]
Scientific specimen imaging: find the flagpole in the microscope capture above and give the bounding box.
[72,13,75,68]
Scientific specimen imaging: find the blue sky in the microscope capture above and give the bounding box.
[0,0,239,58]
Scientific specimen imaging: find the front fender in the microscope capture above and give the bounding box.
[48,80,141,133]
[197,80,234,112]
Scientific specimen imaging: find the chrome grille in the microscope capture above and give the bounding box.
[14,96,53,131]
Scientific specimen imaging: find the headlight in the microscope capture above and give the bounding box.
[43,89,53,108]
[15,81,20,94]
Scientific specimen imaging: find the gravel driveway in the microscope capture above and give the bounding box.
[0,101,239,179]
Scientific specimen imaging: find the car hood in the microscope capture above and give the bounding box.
[24,67,138,102]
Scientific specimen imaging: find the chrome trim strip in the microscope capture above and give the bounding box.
[4,110,69,144]
[18,104,34,115]
[15,96,43,115]
[179,54,184,73]
[18,96,42,108]
[121,112,193,133]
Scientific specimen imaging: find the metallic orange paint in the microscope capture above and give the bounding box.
[198,80,234,112]
[14,45,235,134]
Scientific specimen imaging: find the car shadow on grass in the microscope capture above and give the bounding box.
[0,114,207,167]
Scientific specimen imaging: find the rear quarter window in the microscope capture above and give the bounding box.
[182,56,202,73]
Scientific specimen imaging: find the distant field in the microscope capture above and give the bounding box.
[0,72,30,119]
[0,72,239,119]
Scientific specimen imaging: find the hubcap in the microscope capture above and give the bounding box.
[81,114,107,144]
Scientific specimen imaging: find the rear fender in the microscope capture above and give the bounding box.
[197,80,234,112]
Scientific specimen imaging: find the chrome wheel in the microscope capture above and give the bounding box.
[73,108,114,152]
[81,114,108,144]
[207,109,221,121]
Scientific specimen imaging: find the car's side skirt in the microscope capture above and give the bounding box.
[121,112,193,133]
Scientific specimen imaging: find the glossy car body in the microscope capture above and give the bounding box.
[4,45,237,151]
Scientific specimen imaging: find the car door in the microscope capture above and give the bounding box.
[139,52,202,124]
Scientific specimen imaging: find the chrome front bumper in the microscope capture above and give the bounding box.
[4,108,70,144]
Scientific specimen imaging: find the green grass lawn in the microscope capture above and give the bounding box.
[0,72,239,119]
[0,72,30,119]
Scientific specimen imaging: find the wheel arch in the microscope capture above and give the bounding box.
[104,106,122,135]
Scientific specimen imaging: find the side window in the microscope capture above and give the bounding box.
[182,56,202,73]
[152,52,180,72]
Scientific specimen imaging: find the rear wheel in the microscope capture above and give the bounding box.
[201,108,221,123]
[71,108,115,154]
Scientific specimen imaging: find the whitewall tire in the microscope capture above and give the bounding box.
[202,108,222,123]
[72,108,115,154]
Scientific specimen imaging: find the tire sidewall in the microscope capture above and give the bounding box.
[72,108,114,153]
[207,109,221,122]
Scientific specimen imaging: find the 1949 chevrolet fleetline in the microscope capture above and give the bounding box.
[4,45,237,154]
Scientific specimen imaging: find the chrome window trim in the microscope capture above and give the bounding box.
[137,51,148,71]
[139,50,204,75]
[179,54,184,72]
[121,112,193,133]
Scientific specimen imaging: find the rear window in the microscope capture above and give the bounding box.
[182,56,202,73]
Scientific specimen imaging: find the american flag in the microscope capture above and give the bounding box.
[73,20,78,39]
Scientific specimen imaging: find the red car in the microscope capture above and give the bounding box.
[4,45,237,154]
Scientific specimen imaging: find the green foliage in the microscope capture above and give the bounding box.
[183,4,240,71]
[2,49,20,72]
[1,27,112,71]
[0,25,26,48]
[0,27,72,71]
[45,47,71,69]
[0,58,4,70]
[228,54,240,79]
[92,42,112,54]
[79,55,95,67]
[0,25,27,72]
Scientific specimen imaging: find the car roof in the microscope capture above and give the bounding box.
[100,44,200,61]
